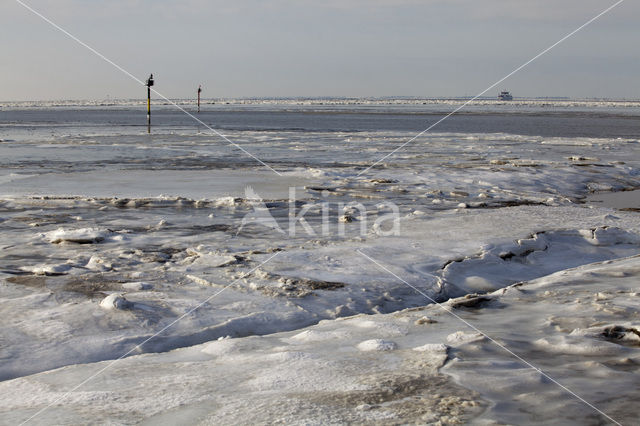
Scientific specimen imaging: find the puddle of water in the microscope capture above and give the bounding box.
[587,189,640,211]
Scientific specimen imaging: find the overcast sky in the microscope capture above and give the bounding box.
[1,0,638,100]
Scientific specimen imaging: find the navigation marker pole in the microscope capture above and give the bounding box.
[146,74,154,133]
[198,85,202,113]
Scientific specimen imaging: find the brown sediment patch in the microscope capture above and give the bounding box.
[6,275,47,289]
[448,294,495,309]
[602,358,640,373]
[275,275,346,292]
[602,325,640,347]
[572,163,614,168]
[370,178,398,184]
[305,186,339,192]
[293,362,485,424]
[467,200,547,209]
[7,274,123,299]
[61,278,123,298]
[253,271,347,298]
[11,213,73,227]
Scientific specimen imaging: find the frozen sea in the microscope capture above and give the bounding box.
[1,99,640,425]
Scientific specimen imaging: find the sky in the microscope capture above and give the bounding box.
[1,0,638,100]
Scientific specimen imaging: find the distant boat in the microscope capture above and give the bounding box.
[498,91,513,101]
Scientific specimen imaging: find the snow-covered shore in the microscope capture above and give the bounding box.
[2,204,640,384]
[2,253,639,425]
[2,105,640,423]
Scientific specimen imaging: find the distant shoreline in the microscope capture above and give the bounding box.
[3,97,640,108]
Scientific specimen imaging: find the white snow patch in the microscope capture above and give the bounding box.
[289,329,351,343]
[447,331,485,345]
[264,351,314,362]
[99,294,133,310]
[86,255,112,271]
[534,336,623,356]
[44,227,110,244]
[21,263,72,276]
[357,339,397,352]
[213,197,240,208]
[413,343,449,353]
[200,339,246,357]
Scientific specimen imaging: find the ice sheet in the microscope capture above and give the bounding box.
[2,104,640,424]
[2,256,639,424]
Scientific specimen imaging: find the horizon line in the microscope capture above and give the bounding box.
[3,96,640,104]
